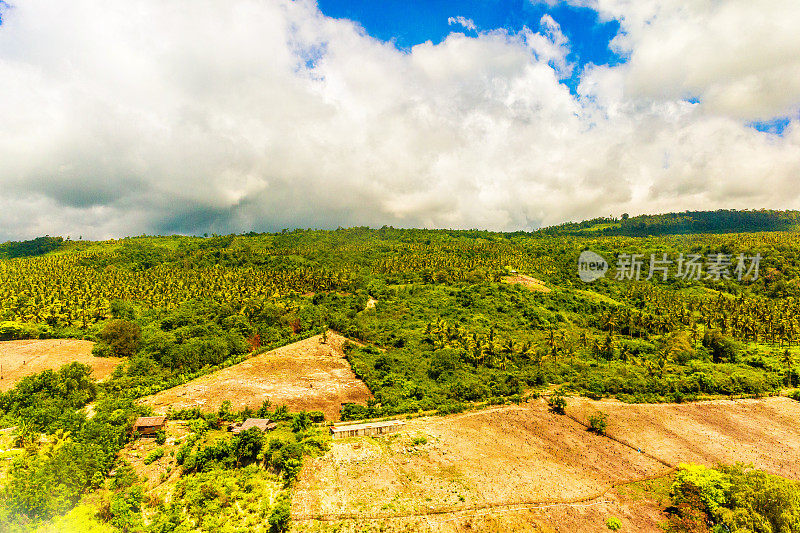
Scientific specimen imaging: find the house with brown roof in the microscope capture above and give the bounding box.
[133,416,166,437]
[231,418,277,434]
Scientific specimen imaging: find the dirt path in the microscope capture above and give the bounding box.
[140,331,372,420]
[0,339,121,391]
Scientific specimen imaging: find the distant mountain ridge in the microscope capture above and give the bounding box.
[539,209,800,237]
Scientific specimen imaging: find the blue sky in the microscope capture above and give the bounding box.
[318,0,622,93]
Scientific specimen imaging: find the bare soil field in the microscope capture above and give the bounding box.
[502,275,551,293]
[0,339,121,392]
[293,395,800,532]
[141,332,372,420]
[292,401,669,532]
[568,395,800,478]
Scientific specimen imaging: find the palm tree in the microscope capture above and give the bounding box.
[499,339,515,371]
[782,349,794,387]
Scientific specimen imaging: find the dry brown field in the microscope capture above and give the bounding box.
[501,275,551,293]
[292,395,800,532]
[141,331,372,420]
[0,339,122,391]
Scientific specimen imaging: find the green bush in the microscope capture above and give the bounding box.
[588,411,608,435]
[547,392,567,415]
[143,448,164,465]
[187,417,209,435]
[291,412,311,433]
[268,497,291,533]
[606,516,622,530]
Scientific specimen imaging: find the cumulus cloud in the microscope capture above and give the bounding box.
[0,0,799,240]
[558,0,800,121]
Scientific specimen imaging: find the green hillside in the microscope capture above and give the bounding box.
[540,209,800,237]
[1,220,799,530]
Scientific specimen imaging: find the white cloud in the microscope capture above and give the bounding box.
[0,0,799,240]
[447,16,477,32]
[559,0,800,121]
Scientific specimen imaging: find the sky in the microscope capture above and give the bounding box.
[0,0,799,240]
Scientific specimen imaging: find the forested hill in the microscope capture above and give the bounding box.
[0,235,64,258]
[540,209,800,237]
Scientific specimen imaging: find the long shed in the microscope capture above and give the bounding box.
[329,420,405,439]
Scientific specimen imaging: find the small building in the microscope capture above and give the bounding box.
[133,416,166,437]
[329,420,405,439]
[231,418,277,434]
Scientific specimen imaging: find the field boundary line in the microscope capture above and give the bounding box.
[562,410,675,468]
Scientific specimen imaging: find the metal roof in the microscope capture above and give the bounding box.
[329,420,405,432]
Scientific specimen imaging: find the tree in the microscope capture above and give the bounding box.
[232,428,264,466]
[783,349,794,387]
[291,412,311,433]
[97,319,141,357]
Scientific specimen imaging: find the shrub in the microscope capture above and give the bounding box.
[606,516,622,530]
[340,403,369,420]
[144,448,164,465]
[175,444,190,465]
[547,392,566,415]
[217,400,233,421]
[231,428,265,465]
[188,418,209,435]
[268,497,291,533]
[273,405,291,421]
[588,411,608,435]
[702,330,740,364]
[91,342,113,358]
[437,402,466,415]
[155,430,166,445]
